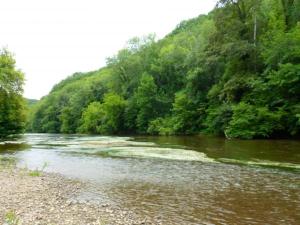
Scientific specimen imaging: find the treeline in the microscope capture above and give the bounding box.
[0,49,26,138]
[29,0,300,139]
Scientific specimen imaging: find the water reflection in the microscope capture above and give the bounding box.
[134,135,300,166]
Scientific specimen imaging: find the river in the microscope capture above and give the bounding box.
[0,134,299,224]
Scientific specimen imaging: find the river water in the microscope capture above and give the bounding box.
[1,134,299,224]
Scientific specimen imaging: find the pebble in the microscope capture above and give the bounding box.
[0,167,163,225]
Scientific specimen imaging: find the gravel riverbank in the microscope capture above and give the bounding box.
[0,166,161,225]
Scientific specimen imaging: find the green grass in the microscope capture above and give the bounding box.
[28,170,42,177]
[4,211,19,225]
[28,162,48,177]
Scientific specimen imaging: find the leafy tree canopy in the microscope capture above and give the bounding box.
[29,0,300,139]
[0,49,26,138]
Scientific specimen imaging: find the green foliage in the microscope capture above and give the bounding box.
[78,102,103,134]
[79,93,127,134]
[28,69,108,133]
[226,102,284,139]
[0,49,26,138]
[171,91,203,134]
[97,93,127,134]
[204,104,233,136]
[28,0,300,139]
[263,25,300,68]
[28,162,48,177]
[5,211,19,225]
[134,73,159,133]
[28,170,42,177]
[268,63,300,97]
[147,117,175,136]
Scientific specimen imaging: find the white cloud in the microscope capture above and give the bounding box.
[0,0,216,99]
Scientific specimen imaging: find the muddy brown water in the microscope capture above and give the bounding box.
[1,134,299,224]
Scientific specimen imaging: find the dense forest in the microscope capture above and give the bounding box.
[0,49,26,138]
[28,0,300,139]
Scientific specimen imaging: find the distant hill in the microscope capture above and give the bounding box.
[26,99,38,108]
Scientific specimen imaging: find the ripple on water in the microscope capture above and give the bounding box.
[2,134,300,225]
[218,158,300,170]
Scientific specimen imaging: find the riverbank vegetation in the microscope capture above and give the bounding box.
[28,0,300,139]
[0,49,26,138]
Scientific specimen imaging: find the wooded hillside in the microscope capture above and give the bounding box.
[28,0,300,139]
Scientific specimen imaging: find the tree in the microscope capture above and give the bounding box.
[97,93,127,134]
[0,48,26,137]
[78,102,104,134]
[171,91,202,134]
[280,0,300,29]
[28,0,300,139]
[226,102,284,139]
[79,93,127,134]
[134,73,159,133]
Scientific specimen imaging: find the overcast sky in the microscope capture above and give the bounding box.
[0,0,216,99]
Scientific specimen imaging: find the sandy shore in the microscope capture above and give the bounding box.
[0,165,161,225]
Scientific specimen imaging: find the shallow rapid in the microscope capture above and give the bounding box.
[1,134,299,224]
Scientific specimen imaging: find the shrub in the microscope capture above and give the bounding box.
[225,102,284,139]
[204,104,233,136]
[147,117,175,135]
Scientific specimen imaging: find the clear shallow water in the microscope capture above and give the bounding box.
[1,134,299,224]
